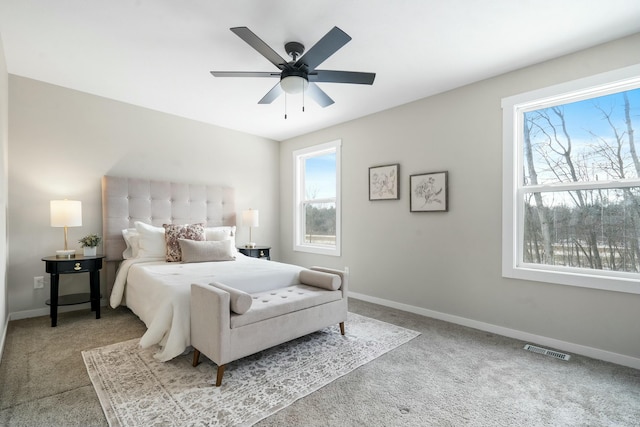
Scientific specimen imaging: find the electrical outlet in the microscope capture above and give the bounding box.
[34,276,44,289]
[344,266,350,275]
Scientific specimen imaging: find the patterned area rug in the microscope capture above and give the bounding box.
[82,312,420,427]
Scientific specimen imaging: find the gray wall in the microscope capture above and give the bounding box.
[0,34,8,353]
[4,31,639,367]
[279,33,640,365]
[7,76,279,315]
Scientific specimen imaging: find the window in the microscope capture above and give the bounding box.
[502,65,640,294]
[293,140,341,256]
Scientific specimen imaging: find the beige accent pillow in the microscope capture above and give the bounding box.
[209,281,252,314]
[163,223,205,262]
[179,239,235,263]
[299,269,342,291]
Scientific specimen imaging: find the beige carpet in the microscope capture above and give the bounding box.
[3,300,639,426]
[82,312,420,427]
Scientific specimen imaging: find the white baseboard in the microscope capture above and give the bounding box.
[349,291,640,370]
[9,300,108,321]
[0,315,8,364]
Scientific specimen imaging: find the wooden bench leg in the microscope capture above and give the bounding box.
[215,364,226,387]
[339,322,345,335]
[193,349,225,387]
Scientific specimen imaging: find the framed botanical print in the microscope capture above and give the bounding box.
[410,171,448,212]
[369,164,400,200]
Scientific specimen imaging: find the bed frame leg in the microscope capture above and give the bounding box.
[339,322,345,335]
[215,365,226,387]
[192,349,201,367]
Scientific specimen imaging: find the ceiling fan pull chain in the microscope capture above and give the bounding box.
[302,83,305,113]
[284,92,288,119]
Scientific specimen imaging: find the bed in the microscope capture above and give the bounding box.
[102,176,305,361]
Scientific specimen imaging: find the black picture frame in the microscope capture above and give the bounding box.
[410,171,448,212]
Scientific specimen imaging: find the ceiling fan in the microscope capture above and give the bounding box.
[210,26,376,109]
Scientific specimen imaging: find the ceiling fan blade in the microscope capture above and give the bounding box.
[258,82,284,104]
[295,27,351,70]
[306,83,335,108]
[230,27,288,70]
[210,71,280,78]
[310,70,376,85]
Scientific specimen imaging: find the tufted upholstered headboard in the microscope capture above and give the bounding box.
[101,176,235,294]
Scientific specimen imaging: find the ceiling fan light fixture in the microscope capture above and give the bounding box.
[280,75,309,94]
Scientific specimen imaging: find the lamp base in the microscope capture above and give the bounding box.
[244,242,256,249]
[55,249,76,259]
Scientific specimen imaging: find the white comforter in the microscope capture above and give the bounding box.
[110,254,305,361]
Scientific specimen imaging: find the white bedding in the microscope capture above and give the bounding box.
[110,254,305,361]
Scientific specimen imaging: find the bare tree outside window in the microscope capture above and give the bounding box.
[303,156,336,246]
[523,88,640,272]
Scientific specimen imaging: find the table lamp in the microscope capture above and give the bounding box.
[242,208,259,248]
[50,200,82,258]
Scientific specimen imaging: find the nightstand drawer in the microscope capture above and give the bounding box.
[237,246,271,260]
[52,260,90,273]
[43,256,103,274]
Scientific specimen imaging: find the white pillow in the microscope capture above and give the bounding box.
[205,226,237,255]
[134,221,166,259]
[121,228,140,259]
[205,225,235,240]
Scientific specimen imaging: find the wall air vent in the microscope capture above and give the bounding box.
[523,344,571,361]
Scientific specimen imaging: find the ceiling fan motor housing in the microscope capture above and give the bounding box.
[281,42,309,94]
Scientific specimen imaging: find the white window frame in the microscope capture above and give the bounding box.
[502,64,640,294]
[293,139,341,256]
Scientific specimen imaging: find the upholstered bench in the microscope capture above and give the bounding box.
[190,266,348,386]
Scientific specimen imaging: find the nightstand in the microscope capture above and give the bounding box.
[237,245,271,260]
[42,255,105,327]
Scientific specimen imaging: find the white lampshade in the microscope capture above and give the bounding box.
[50,200,82,258]
[280,75,308,94]
[50,200,82,227]
[242,209,259,227]
[242,209,259,248]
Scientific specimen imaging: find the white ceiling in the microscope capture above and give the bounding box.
[1,1,639,141]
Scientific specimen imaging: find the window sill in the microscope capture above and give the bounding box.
[294,244,341,257]
[503,264,640,295]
